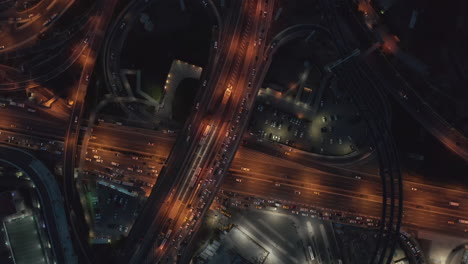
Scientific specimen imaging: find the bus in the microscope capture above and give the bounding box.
[158,238,167,249]
[189,167,202,188]
[203,125,211,137]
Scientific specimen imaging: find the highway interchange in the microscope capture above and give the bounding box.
[0,0,467,263]
[1,112,467,238]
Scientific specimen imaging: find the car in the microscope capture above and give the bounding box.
[120,22,126,29]
[42,19,51,27]
[294,190,301,195]
[354,175,362,180]
[132,156,139,160]
[85,75,89,82]
[399,90,408,100]
[411,187,417,191]
[148,141,154,146]
[0,45,4,50]
[235,178,242,182]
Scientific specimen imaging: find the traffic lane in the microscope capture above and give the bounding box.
[365,53,468,162]
[0,106,65,127]
[148,0,264,260]
[88,133,173,159]
[0,103,67,125]
[222,175,468,237]
[84,148,162,177]
[0,112,65,139]
[230,160,468,219]
[0,0,75,52]
[62,0,119,261]
[93,123,177,142]
[0,145,70,263]
[5,110,467,220]
[231,148,386,199]
[229,162,468,221]
[232,148,468,218]
[1,0,53,17]
[223,173,383,216]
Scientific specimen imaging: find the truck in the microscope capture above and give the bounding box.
[122,182,134,187]
[221,86,232,105]
[158,238,167,249]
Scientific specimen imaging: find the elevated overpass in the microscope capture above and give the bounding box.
[0,144,77,264]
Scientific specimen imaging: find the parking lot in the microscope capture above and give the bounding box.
[91,182,140,240]
[200,205,344,264]
[249,94,369,156]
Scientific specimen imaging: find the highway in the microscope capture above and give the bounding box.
[0,1,466,262]
[118,0,276,262]
[0,0,103,91]
[227,147,468,237]
[61,0,119,263]
[319,1,404,261]
[1,114,467,239]
[0,144,77,264]
[0,0,75,53]
[346,1,468,163]
[1,105,468,247]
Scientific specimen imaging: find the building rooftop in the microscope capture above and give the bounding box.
[3,215,47,264]
[0,192,16,219]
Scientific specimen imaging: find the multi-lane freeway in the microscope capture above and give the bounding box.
[120,0,274,262]
[1,114,467,239]
[0,0,75,52]
[1,0,467,263]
